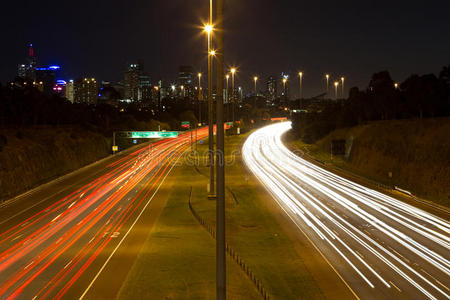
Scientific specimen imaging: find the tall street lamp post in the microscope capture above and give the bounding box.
[334,81,339,100]
[282,77,287,102]
[198,73,202,124]
[326,74,330,95]
[341,77,345,98]
[253,76,258,108]
[231,68,236,123]
[205,5,215,195]
[298,72,303,99]
[225,74,229,121]
[215,1,225,298]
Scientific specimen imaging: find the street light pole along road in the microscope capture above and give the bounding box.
[326,74,330,96]
[198,73,202,124]
[205,3,215,195]
[334,81,339,100]
[225,74,229,121]
[215,0,226,298]
[231,68,236,124]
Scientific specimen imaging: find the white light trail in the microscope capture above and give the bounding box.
[243,122,450,299]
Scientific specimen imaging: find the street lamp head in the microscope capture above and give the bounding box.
[198,73,202,78]
[326,74,330,79]
[210,50,216,56]
[231,68,236,74]
[282,78,287,83]
[394,83,399,89]
[299,72,303,77]
[181,85,184,90]
[154,86,159,91]
[254,76,258,82]
[204,24,213,34]
[226,74,230,79]
[341,77,345,82]
[334,81,339,87]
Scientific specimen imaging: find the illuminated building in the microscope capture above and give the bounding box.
[35,66,60,95]
[266,76,277,105]
[17,44,37,80]
[124,62,152,102]
[65,80,75,103]
[124,64,140,101]
[74,78,98,105]
[177,66,194,99]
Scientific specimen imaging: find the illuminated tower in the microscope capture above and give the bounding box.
[18,43,37,80]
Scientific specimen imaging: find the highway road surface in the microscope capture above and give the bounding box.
[243,122,449,300]
[0,128,207,299]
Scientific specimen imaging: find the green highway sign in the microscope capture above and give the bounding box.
[117,131,178,139]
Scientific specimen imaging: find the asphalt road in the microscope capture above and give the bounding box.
[0,128,207,299]
[243,122,449,300]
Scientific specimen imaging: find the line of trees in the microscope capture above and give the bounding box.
[0,84,202,136]
[292,65,450,143]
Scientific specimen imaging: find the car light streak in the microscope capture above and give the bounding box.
[243,122,449,299]
[0,128,209,298]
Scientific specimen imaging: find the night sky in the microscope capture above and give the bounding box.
[1,0,449,97]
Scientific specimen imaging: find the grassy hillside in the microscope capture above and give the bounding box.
[0,126,110,201]
[289,118,450,206]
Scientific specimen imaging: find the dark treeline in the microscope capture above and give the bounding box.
[292,65,450,143]
[0,84,202,136]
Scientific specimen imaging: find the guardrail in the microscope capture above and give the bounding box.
[187,187,270,300]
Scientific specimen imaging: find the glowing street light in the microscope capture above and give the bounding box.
[198,73,202,123]
[394,83,399,89]
[341,77,345,98]
[298,72,303,99]
[253,76,258,96]
[334,81,339,100]
[282,77,288,100]
[230,68,237,123]
[204,24,213,34]
[225,74,230,104]
[325,74,330,94]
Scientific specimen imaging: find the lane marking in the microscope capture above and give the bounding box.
[12,234,23,241]
[80,153,181,299]
[24,261,34,270]
[390,281,402,292]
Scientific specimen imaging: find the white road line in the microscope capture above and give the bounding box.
[79,154,181,299]
[390,281,402,292]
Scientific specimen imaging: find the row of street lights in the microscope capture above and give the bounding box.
[237,72,347,101]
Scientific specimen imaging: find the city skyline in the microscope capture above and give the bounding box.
[1,1,449,97]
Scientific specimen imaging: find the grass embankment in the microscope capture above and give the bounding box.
[286,118,450,207]
[118,133,322,299]
[0,126,110,201]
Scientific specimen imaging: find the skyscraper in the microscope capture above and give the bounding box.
[74,78,98,105]
[124,64,140,101]
[177,66,194,98]
[17,44,37,80]
[66,80,75,103]
[35,65,60,95]
[266,76,277,105]
[124,62,152,103]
